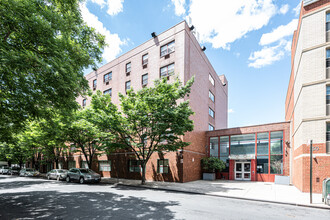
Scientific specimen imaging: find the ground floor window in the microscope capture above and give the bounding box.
[157,159,169,174]
[129,160,142,173]
[270,155,283,174]
[68,161,76,169]
[257,156,269,174]
[99,161,111,172]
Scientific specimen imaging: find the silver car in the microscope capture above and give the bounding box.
[1,166,10,175]
[46,169,68,181]
[19,168,40,177]
[66,168,101,184]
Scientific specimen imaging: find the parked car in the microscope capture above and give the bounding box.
[46,169,68,181]
[0,166,10,175]
[19,168,40,177]
[66,168,101,184]
[9,167,20,175]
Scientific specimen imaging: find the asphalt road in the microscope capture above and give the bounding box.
[0,175,329,220]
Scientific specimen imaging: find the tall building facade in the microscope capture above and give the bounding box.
[286,0,330,193]
[76,21,228,182]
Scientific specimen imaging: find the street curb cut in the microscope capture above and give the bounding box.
[112,183,330,210]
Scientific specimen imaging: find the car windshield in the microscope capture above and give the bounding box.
[26,168,35,172]
[80,169,95,174]
[58,170,67,173]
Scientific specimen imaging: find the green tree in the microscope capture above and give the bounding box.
[66,95,113,170]
[0,0,105,142]
[101,77,195,184]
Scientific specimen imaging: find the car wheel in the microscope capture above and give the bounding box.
[79,177,84,184]
[66,176,70,183]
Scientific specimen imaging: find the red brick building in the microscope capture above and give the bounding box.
[206,122,290,182]
[72,21,228,183]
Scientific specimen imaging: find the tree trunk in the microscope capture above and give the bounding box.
[55,159,58,169]
[141,161,146,185]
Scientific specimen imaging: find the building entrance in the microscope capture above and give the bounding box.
[235,162,251,180]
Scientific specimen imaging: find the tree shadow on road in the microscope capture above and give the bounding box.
[0,190,179,219]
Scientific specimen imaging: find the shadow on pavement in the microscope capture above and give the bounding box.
[0,190,179,219]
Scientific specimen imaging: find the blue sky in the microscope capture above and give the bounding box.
[80,0,301,128]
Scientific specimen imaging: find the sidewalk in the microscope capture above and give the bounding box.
[101,178,329,209]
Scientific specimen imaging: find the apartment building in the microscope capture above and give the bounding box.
[285,0,330,193]
[74,21,228,182]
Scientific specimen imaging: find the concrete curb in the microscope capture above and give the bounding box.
[109,182,330,210]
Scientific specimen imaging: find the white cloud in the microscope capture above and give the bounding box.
[259,19,298,46]
[106,0,124,16]
[187,0,277,49]
[228,109,234,113]
[171,0,186,16]
[293,2,301,16]
[80,3,127,62]
[279,4,289,15]
[248,41,287,68]
[90,0,106,8]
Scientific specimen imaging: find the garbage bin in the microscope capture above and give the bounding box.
[322,178,330,205]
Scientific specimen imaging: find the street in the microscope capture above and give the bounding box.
[0,175,329,220]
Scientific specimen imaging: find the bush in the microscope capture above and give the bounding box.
[201,157,226,173]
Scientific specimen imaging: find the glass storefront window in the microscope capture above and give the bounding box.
[257,132,269,155]
[270,140,283,154]
[270,131,283,154]
[220,136,229,156]
[209,137,218,157]
[230,134,255,155]
[270,155,283,174]
[220,157,229,172]
[257,156,268,174]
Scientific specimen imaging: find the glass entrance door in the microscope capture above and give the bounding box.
[235,162,251,180]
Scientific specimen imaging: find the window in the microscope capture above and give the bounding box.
[327,49,330,68]
[209,91,215,102]
[160,41,175,57]
[257,132,269,155]
[270,131,283,174]
[93,79,97,90]
[257,156,269,174]
[126,62,131,75]
[81,161,88,169]
[142,73,148,87]
[209,74,214,86]
[230,134,255,155]
[257,132,269,174]
[68,161,76,169]
[99,161,111,172]
[327,124,330,153]
[160,63,174,79]
[157,159,169,173]
[82,99,86,107]
[327,13,330,32]
[327,86,330,115]
[129,160,142,172]
[125,81,131,92]
[209,137,218,157]
[220,136,229,172]
[103,88,112,96]
[142,54,148,66]
[104,72,112,83]
[209,107,215,118]
[208,124,214,131]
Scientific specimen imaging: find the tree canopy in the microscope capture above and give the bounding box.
[99,77,195,184]
[0,0,105,142]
